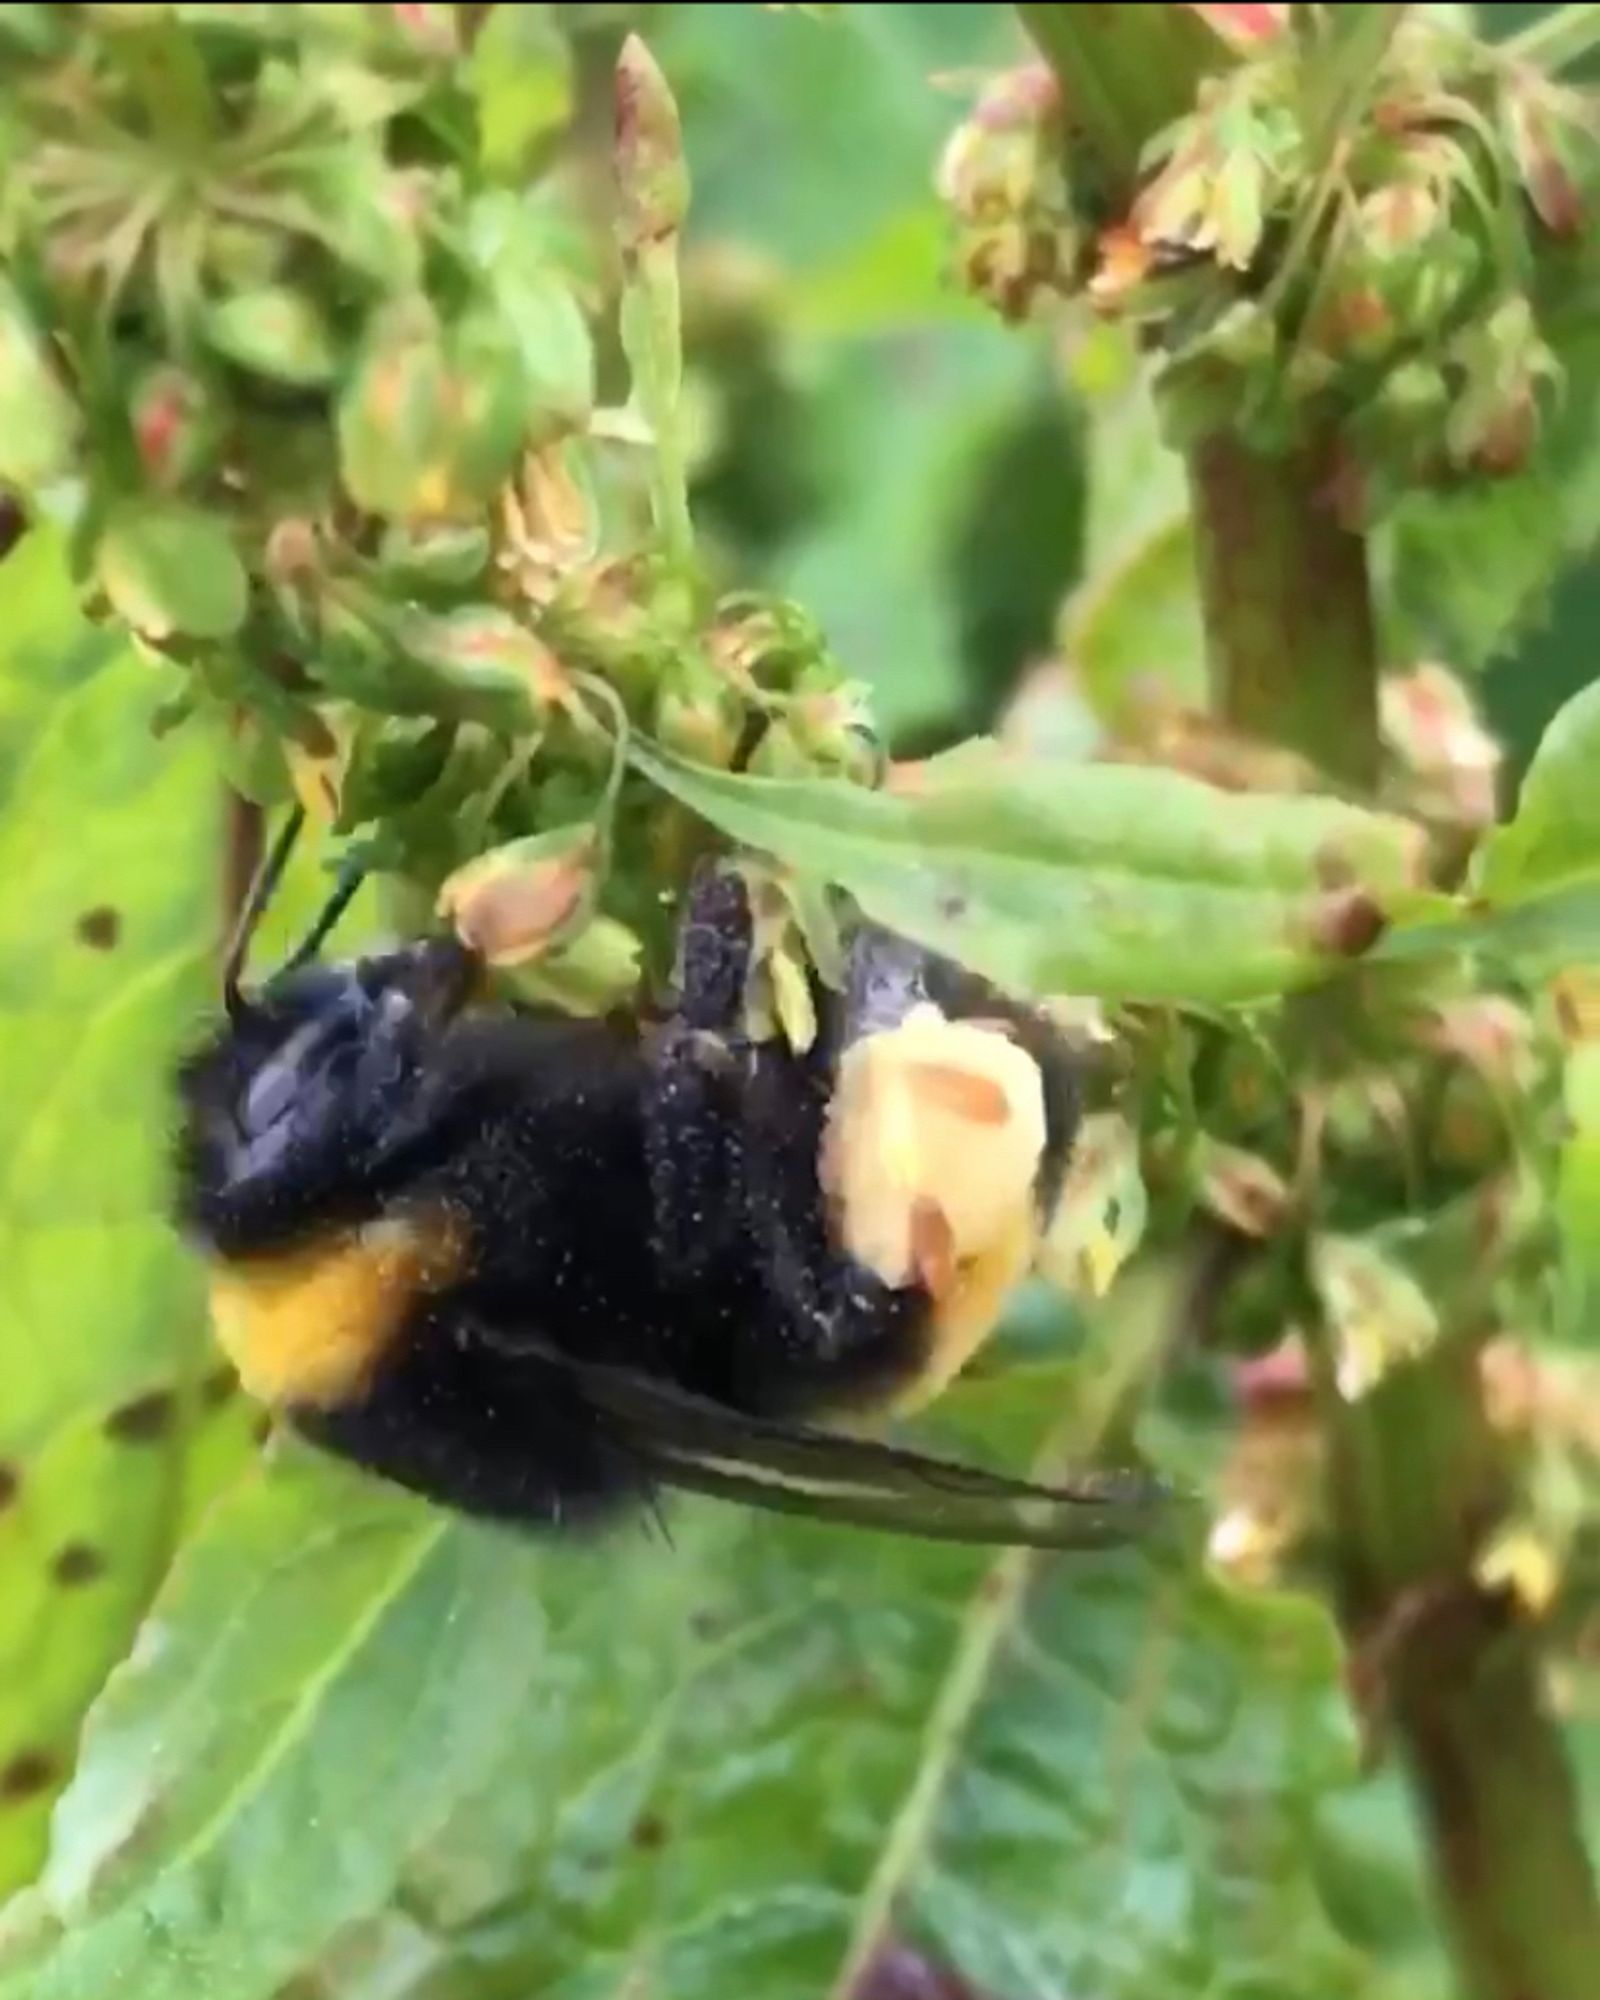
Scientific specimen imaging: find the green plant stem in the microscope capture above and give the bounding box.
[1323,1342,1600,2000]
[1297,5,1407,177]
[1504,2,1600,78]
[1187,428,1378,791]
[1394,1605,1600,2000]
[1190,224,1600,2000]
[1015,3,1224,203]
[1016,4,1600,1993]
[1193,299,1600,2000]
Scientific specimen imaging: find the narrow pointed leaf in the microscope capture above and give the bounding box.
[628,740,1427,1004]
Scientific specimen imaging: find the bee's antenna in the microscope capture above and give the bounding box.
[283,852,369,975]
[222,803,306,1019]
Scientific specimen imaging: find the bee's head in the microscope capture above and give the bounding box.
[174,936,481,1258]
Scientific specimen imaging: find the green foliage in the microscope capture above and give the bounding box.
[95,504,249,644]
[0,531,250,1896]
[1479,679,1600,903]
[1383,677,1600,976]
[1380,320,1600,677]
[0,1456,552,2000]
[630,736,1427,1004]
[0,1335,1447,2000]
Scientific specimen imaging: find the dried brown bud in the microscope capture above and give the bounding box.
[615,34,689,253]
[936,65,1077,322]
[1197,1142,1291,1239]
[1380,661,1502,830]
[1307,885,1390,960]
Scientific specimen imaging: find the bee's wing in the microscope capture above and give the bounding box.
[549,1350,1184,1552]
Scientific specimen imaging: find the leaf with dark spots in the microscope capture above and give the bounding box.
[0,1753,56,1805]
[201,1367,239,1409]
[220,1325,1443,2000]
[100,1392,177,1447]
[0,526,252,1896]
[71,908,120,952]
[48,1547,106,1591]
[0,1454,555,2000]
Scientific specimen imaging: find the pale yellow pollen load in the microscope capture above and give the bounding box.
[822,1003,1048,1408]
[207,1214,466,1409]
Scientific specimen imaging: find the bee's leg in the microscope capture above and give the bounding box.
[223,803,305,1014]
[720,1048,931,1414]
[642,1019,747,1279]
[643,861,762,1277]
[283,852,369,973]
[666,859,757,1033]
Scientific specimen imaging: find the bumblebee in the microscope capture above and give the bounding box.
[170,814,1167,1550]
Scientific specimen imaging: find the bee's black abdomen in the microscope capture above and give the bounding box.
[292,1304,647,1530]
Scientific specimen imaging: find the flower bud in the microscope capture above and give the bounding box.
[130,365,220,490]
[615,35,689,254]
[436,825,597,967]
[1504,77,1585,238]
[1195,1139,1291,1239]
[936,65,1077,322]
[656,685,742,769]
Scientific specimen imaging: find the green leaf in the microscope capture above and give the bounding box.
[0,528,249,1895]
[1057,326,1207,729]
[0,282,77,494]
[202,287,339,389]
[95,505,249,642]
[466,198,595,445]
[1477,679,1600,904]
[1378,318,1600,672]
[1376,680,1600,978]
[1379,877,1600,979]
[254,1347,1444,2000]
[469,4,573,179]
[0,1456,554,2000]
[628,739,1427,1005]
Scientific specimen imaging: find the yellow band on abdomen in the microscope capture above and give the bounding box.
[206,1212,466,1409]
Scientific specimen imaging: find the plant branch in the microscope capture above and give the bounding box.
[1324,1341,1600,2000]
[1297,4,1408,176]
[1187,427,1378,791]
[1504,2,1600,78]
[1018,3,1600,1993]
